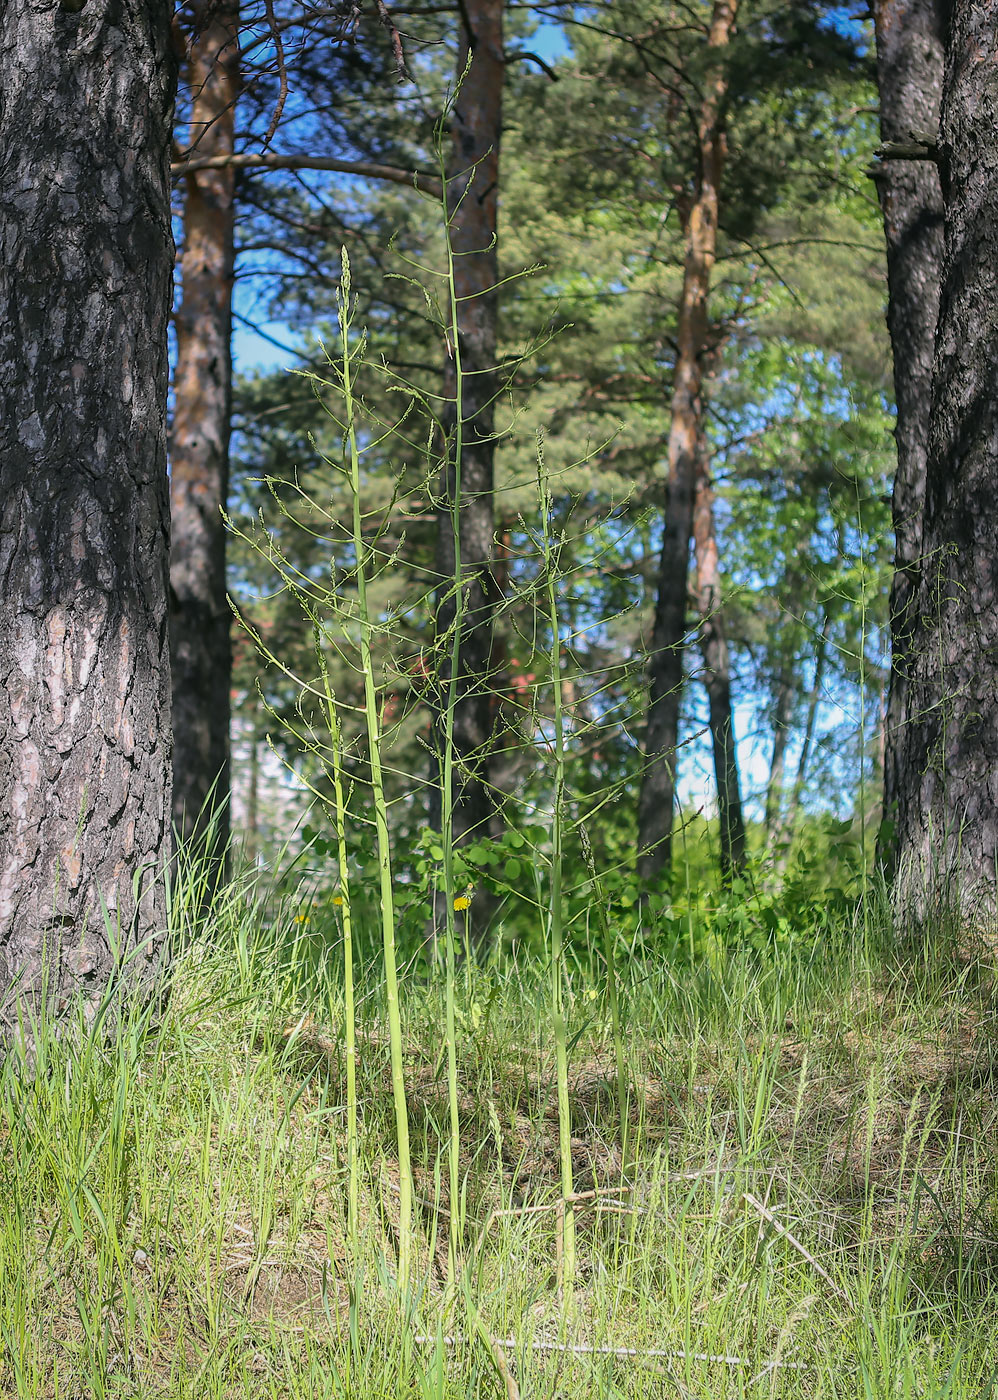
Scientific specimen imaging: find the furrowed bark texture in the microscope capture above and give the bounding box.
[0,0,176,1036]
[871,0,945,872]
[895,0,998,919]
[693,444,746,877]
[170,0,239,853]
[638,0,736,884]
[433,0,504,863]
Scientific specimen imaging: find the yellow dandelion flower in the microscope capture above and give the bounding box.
[453,894,473,912]
[332,895,344,907]
[295,912,309,925]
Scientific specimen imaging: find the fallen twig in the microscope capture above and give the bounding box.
[472,1186,635,1265]
[413,1332,807,1370]
[485,1334,520,1400]
[742,1192,855,1311]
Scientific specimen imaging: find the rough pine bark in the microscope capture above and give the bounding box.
[638,0,737,884]
[433,0,504,866]
[170,0,239,856]
[693,442,746,876]
[871,0,945,871]
[895,0,998,919]
[0,0,176,1039]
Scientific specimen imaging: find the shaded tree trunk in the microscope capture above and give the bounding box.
[433,0,504,871]
[894,1,998,919]
[693,440,746,877]
[765,665,795,842]
[0,0,176,1039]
[871,0,945,871]
[780,616,830,851]
[638,0,737,884]
[170,0,239,856]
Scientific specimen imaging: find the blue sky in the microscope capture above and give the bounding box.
[231,15,570,374]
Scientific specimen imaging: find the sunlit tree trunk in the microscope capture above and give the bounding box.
[433,0,504,874]
[895,1,998,919]
[638,0,737,884]
[871,0,945,872]
[170,0,239,859]
[0,0,176,1039]
[693,440,746,877]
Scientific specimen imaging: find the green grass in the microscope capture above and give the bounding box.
[3,880,998,1399]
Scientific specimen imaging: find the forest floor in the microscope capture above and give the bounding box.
[3,899,998,1398]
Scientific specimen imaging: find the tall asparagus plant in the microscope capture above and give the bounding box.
[229,251,417,1284]
[335,253,414,1284]
[537,455,576,1292]
[313,628,359,1252]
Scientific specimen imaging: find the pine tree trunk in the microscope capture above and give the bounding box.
[0,0,176,1040]
[170,0,239,859]
[433,0,504,868]
[765,666,795,841]
[638,0,737,884]
[780,617,830,852]
[895,1,998,920]
[871,0,945,871]
[693,442,746,877]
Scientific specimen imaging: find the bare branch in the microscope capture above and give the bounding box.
[868,128,939,175]
[872,139,938,162]
[505,46,559,80]
[260,0,289,150]
[373,0,409,80]
[171,150,442,196]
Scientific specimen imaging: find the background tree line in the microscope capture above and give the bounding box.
[207,0,892,902]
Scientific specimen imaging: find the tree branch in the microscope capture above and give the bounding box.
[373,0,409,80]
[868,130,939,174]
[260,0,289,151]
[873,140,938,161]
[171,151,442,196]
[505,46,560,80]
